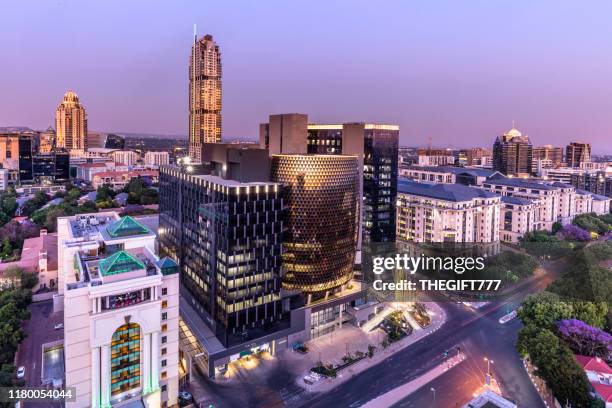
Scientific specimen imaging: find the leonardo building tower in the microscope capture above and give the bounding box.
[189,34,222,162]
[270,154,360,296]
[55,90,87,151]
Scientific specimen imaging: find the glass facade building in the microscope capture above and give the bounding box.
[159,166,289,347]
[307,124,399,243]
[270,154,360,294]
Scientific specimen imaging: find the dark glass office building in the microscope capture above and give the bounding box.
[18,135,33,183]
[307,123,399,243]
[159,165,289,347]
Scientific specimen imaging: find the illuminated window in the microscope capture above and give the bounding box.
[110,323,141,397]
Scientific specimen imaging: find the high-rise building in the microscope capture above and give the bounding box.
[459,147,492,166]
[18,134,33,183]
[532,145,563,164]
[189,34,222,162]
[0,133,20,169]
[565,142,591,168]
[492,127,533,176]
[55,90,88,151]
[31,151,70,184]
[307,123,399,243]
[57,212,180,408]
[260,116,399,243]
[159,144,305,378]
[270,154,359,295]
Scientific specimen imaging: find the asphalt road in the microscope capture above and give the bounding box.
[192,262,558,408]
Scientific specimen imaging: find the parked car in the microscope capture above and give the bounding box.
[16,366,25,379]
[54,323,64,330]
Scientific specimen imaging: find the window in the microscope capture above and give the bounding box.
[162,348,167,355]
[161,371,167,379]
[110,323,141,396]
[162,359,167,367]
[162,324,167,332]
[161,300,168,308]
[161,287,167,296]
[161,385,167,392]
[161,336,167,344]
[162,312,167,321]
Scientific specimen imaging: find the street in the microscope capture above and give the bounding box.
[186,261,559,408]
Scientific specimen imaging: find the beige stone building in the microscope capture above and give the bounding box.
[55,90,87,151]
[189,34,222,162]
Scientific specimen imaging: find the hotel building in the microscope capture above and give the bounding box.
[400,166,502,186]
[57,212,179,408]
[56,91,88,151]
[396,179,501,243]
[189,34,222,162]
[499,196,537,243]
[566,142,591,168]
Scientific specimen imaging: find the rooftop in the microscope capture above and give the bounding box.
[500,196,533,206]
[407,165,502,178]
[483,177,557,191]
[398,179,499,202]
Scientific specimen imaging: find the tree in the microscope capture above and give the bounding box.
[573,213,610,235]
[552,222,563,234]
[557,319,612,364]
[517,325,598,408]
[518,292,574,329]
[559,225,591,242]
[96,184,115,202]
[21,190,50,217]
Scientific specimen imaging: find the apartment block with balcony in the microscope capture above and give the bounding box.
[396,179,501,244]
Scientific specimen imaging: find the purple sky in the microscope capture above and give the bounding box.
[2,1,612,152]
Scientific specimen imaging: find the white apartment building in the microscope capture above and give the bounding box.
[592,194,611,215]
[399,166,503,186]
[111,150,140,166]
[56,212,179,408]
[481,178,574,231]
[500,196,536,243]
[0,168,9,191]
[144,151,170,167]
[396,180,501,243]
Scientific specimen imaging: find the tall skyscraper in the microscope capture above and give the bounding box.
[189,34,222,162]
[55,90,87,151]
[492,127,533,176]
[565,142,591,168]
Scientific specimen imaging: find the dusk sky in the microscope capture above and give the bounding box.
[2,1,612,152]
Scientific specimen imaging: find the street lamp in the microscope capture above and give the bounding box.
[430,387,436,405]
[484,357,494,386]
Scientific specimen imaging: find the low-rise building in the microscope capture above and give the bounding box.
[396,179,501,243]
[144,151,170,167]
[92,170,158,190]
[575,355,612,408]
[399,166,503,186]
[57,212,179,408]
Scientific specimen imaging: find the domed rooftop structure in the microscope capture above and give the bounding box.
[504,127,522,138]
[62,90,80,104]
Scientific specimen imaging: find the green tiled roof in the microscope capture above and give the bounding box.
[156,257,179,275]
[106,216,149,238]
[99,250,145,276]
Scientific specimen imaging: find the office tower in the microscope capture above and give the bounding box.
[18,134,33,183]
[55,90,88,151]
[159,144,302,378]
[570,171,611,197]
[492,127,533,176]
[39,127,56,153]
[261,117,399,243]
[270,154,359,295]
[57,212,180,408]
[566,142,591,168]
[189,34,222,162]
[396,179,501,243]
[32,151,70,184]
[306,123,399,243]
[532,145,563,165]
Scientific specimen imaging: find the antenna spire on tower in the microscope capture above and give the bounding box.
[193,24,197,43]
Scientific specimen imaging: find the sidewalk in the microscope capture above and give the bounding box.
[301,302,447,393]
[361,352,466,408]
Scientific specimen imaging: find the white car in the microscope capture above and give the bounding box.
[178,391,193,401]
[16,366,25,379]
[54,323,64,330]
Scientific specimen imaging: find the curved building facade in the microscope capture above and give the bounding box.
[271,154,359,294]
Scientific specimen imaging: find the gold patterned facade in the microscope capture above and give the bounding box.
[271,154,359,293]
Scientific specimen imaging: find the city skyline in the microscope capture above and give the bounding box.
[3,1,612,152]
